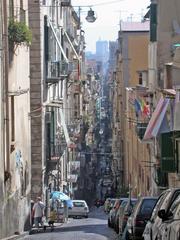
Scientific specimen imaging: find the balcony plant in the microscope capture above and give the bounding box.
[8,19,32,48]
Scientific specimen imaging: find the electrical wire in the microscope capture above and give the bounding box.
[73,0,123,8]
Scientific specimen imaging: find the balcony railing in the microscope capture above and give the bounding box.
[46,61,74,82]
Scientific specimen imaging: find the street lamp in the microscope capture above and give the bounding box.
[75,6,97,25]
[85,8,97,23]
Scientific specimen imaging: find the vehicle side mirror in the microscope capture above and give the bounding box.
[125,210,131,216]
[167,210,173,219]
[158,209,166,220]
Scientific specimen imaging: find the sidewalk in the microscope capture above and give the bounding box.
[1,222,64,239]
[1,232,29,240]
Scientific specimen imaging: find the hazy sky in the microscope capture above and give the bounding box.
[71,0,150,52]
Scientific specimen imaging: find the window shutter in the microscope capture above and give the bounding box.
[50,110,55,155]
[150,3,157,42]
[44,15,49,61]
[160,132,176,172]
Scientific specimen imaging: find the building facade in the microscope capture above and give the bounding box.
[112,21,151,197]
[0,0,31,237]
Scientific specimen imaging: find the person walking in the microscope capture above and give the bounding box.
[32,197,45,230]
[63,200,68,223]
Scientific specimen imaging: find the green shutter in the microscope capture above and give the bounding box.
[50,110,55,154]
[150,4,157,24]
[150,3,157,42]
[160,132,176,172]
[44,15,49,61]
[156,167,168,187]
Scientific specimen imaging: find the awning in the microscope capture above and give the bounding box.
[143,97,170,141]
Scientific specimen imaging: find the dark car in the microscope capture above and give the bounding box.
[143,188,180,240]
[119,198,138,235]
[108,198,127,228]
[114,198,128,233]
[127,197,158,240]
[104,198,117,213]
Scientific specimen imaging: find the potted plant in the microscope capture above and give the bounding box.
[8,19,32,48]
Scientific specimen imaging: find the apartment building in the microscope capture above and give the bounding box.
[112,21,151,197]
[143,0,180,195]
[28,0,86,205]
[0,0,31,237]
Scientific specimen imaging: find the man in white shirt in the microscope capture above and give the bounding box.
[32,197,45,229]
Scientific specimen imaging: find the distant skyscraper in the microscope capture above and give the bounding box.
[96,40,109,63]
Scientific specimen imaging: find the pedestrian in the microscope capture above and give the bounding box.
[63,200,68,223]
[32,197,45,230]
[31,200,35,227]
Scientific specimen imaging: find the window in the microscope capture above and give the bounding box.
[139,72,143,85]
[140,199,157,215]
[73,202,85,207]
[150,192,167,220]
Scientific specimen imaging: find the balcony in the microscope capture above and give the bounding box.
[46,156,59,172]
[46,61,73,83]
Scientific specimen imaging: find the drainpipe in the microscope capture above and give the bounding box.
[3,0,10,173]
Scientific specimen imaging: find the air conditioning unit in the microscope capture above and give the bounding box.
[61,0,71,7]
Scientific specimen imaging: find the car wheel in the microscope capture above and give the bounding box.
[85,215,88,218]
[115,226,119,234]
[108,219,111,227]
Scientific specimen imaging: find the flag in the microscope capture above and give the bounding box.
[141,99,150,117]
[143,103,150,116]
[134,99,141,117]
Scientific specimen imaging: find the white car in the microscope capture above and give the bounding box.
[68,200,89,218]
[143,188,180,240]
[156,197,180,240]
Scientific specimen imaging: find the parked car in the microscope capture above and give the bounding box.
[68,200,89,218]
[114,198,128,233]
[104,198,117,213]
[108,198,127,228]
[127,197,158,240]
[143,188,180,240]
[119,198,138,235]
[156,196,180,240]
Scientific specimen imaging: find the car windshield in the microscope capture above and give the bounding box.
[110,199,116,205]
[73,202,85,207]
[140,199,157,215]
[125,199,137,212]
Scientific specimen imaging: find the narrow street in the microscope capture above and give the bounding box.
[24,207,118,240]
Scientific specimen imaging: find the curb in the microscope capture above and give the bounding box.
[1,232,29,240]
